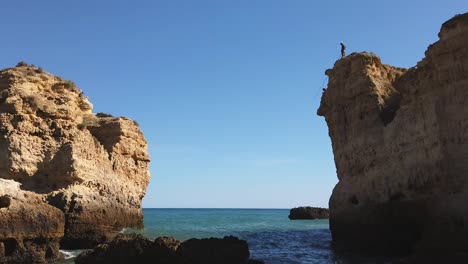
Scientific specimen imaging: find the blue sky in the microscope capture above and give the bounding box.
[1,1,466,208]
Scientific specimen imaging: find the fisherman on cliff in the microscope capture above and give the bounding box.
[340,42,346,58]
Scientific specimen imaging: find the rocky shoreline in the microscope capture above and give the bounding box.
[75,234,264,264]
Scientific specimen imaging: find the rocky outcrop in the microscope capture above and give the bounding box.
[0,63,150,256]
[0,179,64,263]
[288,207,329,220]
[76,234,264,264]
[75,234,180,264]
[178,236,253,264]
[318,13,468,258]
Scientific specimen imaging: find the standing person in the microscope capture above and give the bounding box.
[340,42,346,58]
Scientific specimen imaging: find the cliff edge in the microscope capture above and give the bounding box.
[0,64,150,262]
[318,13,468,260]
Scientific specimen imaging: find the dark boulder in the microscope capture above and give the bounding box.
[75,234,180,264]
[288,207,329,220]
[76,234,264,264]
[177,236,250,264]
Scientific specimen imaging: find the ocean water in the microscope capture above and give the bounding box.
[128,208,332,264]
[58,209,385,264]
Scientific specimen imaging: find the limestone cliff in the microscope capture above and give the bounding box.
[318,13,468,259]
[0,63,150,260]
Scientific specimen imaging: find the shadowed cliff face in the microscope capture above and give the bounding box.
[0,63,151,261]
[318,13,468,259]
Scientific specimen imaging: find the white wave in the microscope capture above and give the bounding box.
[119,227,128,233]
[60,249,82,259]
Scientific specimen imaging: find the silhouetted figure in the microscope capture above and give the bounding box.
[340,42,346,58]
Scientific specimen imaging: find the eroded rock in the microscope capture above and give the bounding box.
[0,179,65,263]
[318,13,468,258]
[0,63,150,258]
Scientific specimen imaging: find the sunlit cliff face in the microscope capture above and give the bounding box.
[318,13,468,258]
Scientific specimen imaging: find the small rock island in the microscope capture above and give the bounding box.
[288,207,329,220]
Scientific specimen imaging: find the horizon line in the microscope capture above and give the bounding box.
[142,207,292,210]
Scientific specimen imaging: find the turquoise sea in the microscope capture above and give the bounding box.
[60,209,385,264]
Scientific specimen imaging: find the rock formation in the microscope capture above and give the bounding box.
[75,234,264,264]
[177,236,253,264]
[0,179,64,263]
[288,207,329,220]
[75,234,180,264]
[318,13,468,259]
[0,62,150,261]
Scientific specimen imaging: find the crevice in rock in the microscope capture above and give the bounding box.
[379,94,401,126]
[87,118,121,156]
[0,195,11,208]
[389,192,404,202]
[3,238,18,257]
[349,195,359,205]
[45,246,54,259]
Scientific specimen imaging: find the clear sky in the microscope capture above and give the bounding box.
[0,1,466,208]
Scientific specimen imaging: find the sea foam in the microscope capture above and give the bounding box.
[60,249,82,259]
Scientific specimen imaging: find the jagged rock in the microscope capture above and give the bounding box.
[76,234,263,264]
[0,179,65,263]
[288,207,329,220]
[0,63,150,256]
[318,13,468,258]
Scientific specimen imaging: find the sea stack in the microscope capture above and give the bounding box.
[0,63,150,262]
[318,13,468,260]
[288,207,329,220]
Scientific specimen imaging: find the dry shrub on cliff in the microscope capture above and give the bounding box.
[16,61,29,67]
[64,80,78,91]
[96,112,114,118]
